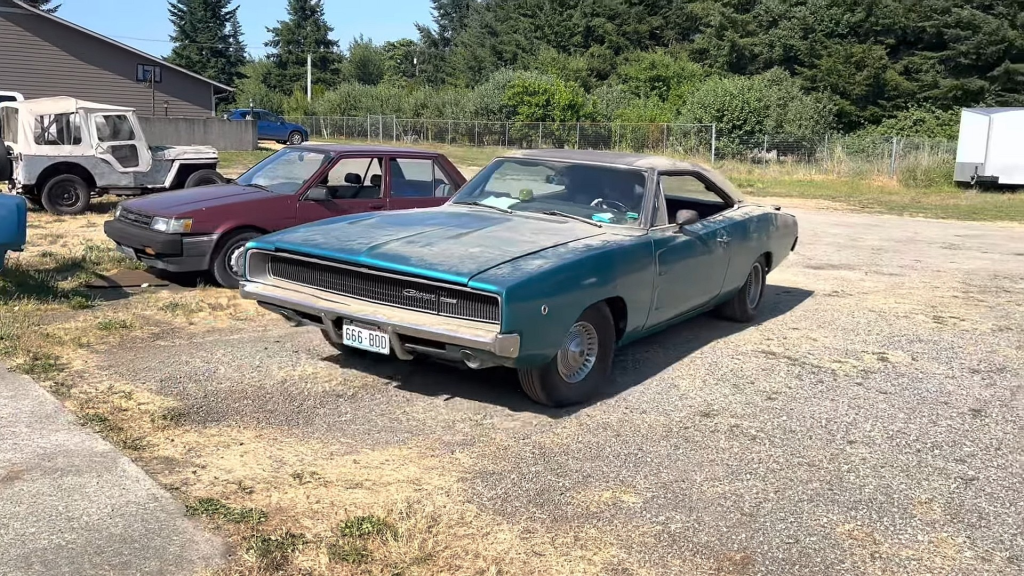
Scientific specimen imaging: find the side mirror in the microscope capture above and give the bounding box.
[305,186,331,202]
[676,209,700,228]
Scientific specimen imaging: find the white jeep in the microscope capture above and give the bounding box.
[0,97,225,215]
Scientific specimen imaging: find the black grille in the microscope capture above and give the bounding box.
[267,255,501,324]
[118,207,153,228]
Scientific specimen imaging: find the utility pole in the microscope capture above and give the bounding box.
[307,53,312,102]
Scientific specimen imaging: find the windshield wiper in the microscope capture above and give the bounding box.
[244,182,273,193]
[539,210,603,227]
[453,201,513,214]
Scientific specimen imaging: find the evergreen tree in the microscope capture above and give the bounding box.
[21,0,60,14]
[167,0,246,87]
[264,0,342,93]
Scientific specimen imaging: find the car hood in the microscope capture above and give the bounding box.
[121,184,277,215]
[254,205,606,285]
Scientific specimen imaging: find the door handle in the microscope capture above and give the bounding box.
[717,235,731,244]
[369,203,385,210]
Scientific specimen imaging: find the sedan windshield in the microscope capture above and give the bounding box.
[235,148,328,195]
[451,159,647,225]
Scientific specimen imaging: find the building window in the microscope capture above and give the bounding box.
[136,64,162,83]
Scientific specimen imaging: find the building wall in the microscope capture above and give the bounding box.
[0,0,217,117]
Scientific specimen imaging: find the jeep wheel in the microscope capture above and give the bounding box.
[183,169,226,189]
[210,229,261,289]
[41,174,91,215]
[517,303,616,407]
[287,131,305,145]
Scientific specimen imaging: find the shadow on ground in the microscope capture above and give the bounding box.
[324,285,814,417]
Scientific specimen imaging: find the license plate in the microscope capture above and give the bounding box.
[116,244,138,261]
[342,321,390,354]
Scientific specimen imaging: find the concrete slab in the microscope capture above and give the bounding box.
[0,366,228,576]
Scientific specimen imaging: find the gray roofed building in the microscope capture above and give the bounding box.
[0,0,232,117]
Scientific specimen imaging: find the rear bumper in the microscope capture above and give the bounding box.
[104,219,217,272]
[239,280,521,361]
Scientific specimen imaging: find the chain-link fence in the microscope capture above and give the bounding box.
[287,115,956,181]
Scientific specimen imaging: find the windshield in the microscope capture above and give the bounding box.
[451,159,647,226]
[236,148,328,194]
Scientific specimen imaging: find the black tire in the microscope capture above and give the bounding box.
[716,255,767,323]
[517,303,616,407]
[287,131,304,145]
[183,169,226,189]
[40,174,91,215]
[0,139,12,182]
[210,229,261,289]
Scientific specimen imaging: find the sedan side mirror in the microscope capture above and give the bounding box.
[305,185,331,202]
[676,209,700,228]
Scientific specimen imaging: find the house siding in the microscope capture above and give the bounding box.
[0,1,218,117]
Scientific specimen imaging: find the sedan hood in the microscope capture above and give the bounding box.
[255,205,606,285]
[121,184,276,215]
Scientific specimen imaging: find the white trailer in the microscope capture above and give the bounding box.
[954,107,1024,187]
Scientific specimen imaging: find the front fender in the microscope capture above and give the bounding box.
[471,234,655,367]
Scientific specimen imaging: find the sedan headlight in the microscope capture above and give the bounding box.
[114,204,122,219]
[150,217,193,233]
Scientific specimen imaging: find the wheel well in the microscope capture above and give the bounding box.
[171,163,218,189]
[214,226,267,251]
[36,162,96,192]
[602,296,628,343]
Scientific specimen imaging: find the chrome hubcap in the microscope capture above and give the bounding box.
[557,321,599,383]
[228,244,246,278]
[746,263,764,309]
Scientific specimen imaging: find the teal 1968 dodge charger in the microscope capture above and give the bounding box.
[239,149,798,406]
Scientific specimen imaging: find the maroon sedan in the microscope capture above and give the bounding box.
[103,145,466,287]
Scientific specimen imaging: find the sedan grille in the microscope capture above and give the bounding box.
[118,208,153,228]
[267,255,501,324]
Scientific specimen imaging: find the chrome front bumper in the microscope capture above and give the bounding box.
[239,281,520,358]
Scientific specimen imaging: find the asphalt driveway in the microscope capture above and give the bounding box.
[29,206,1024,574]
[0,366,227,576]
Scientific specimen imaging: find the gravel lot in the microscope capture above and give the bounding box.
[94,207,1023,574]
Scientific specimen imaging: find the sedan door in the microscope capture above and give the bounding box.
[294,155,386,224]
[644,172,734,328]
[386,156,458,211]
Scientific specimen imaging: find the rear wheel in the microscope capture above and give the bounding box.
[183,169,226,189]
[287,131,304,145]
[716,256,767,323]
[517,303,616,407]
[210,229,260,289]
[40,174,91,215]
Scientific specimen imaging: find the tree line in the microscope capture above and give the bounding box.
[83,0,1024,138]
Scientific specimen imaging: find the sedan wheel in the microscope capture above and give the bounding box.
[210,230,260,289]
[288,131,304,145]
[517,303,615,407]
[717,255,768,323]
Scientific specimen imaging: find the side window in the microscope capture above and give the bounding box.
[2,108,18,143]
[657,174,729,225]
[389,158,435,198]
[434,162,454,197]
[34,113,82,146]
[94,115,136,142]
[323,157,383,199]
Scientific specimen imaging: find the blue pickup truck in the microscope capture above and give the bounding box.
[1,141,27,270]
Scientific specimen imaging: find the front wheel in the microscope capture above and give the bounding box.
[517,303,616,407]
[716,256,767,323]
[41,174,91,215]
[183,169,226,189]
[210,230,260,289]
[287,131,305,145]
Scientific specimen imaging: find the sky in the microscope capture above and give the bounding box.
[56,0,434,58]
